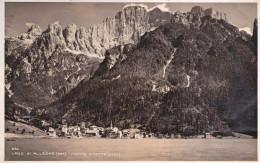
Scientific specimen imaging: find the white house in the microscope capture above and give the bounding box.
[118,131,122,138]
[113,127,119,133]
[205,133,211,138]
[48,127,57,137]
[86,129,98,136]
[74,126,80,132]
[134,133,140,139]
[86,126,99,136]
[62,125,68,134]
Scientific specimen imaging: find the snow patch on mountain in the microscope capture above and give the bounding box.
[123,3,171,13]
[162,48,176,77]
[122,3,149,10]
[65,48,104,59]
[148,3,170,12]
[186,75,190,87]
[111,75,121,81]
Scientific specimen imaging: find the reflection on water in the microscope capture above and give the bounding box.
[5,139,257,161]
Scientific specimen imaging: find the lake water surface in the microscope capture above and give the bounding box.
[5,138,257,161]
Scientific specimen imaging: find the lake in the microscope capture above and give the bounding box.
[5,138,257,161]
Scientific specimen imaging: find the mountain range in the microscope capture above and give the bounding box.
[5,5,257,135]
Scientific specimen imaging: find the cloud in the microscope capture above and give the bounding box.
[122,3,149,11]
[239,27,252,35]
[53,21,59,25]
[25,22,35,28]
[148,3,170,12]
[122,3,171,13]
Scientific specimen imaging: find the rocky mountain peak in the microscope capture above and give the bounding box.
[27,24,42,36]
[19,23,42,40]
[63,23,78,50]
[70,5,149,57]
[171,7,228,28]
[45,21,63,37]
[171,11,189,25]
[191,6,227,20]
[34,21,65,58]
[171,10,201,27]
[150,7,163,14]
[116,5,148,20]
[191,6,205,17]
[204,8,227,20]
[24,5,151,58]
[122,5,147,12]
[149,7,173,29]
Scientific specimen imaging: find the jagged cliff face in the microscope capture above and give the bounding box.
[65,6,150,57]
[5,5,257,134]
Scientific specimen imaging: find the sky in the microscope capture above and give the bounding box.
[5,2,257,37]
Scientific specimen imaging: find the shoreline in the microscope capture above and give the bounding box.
[5,133,256,140]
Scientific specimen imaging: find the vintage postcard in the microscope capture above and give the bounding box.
[1,0,258,162]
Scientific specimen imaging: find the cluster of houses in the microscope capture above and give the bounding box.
[45,121,223,139]
[11,115,251,139]
[46,121,160,139]
[47,122,188,139]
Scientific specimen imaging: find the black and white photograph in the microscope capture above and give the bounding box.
[2,0,258,161]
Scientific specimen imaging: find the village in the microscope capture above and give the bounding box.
[46,120,158,139]
[44,120,254,139]
[5,115,255,140]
